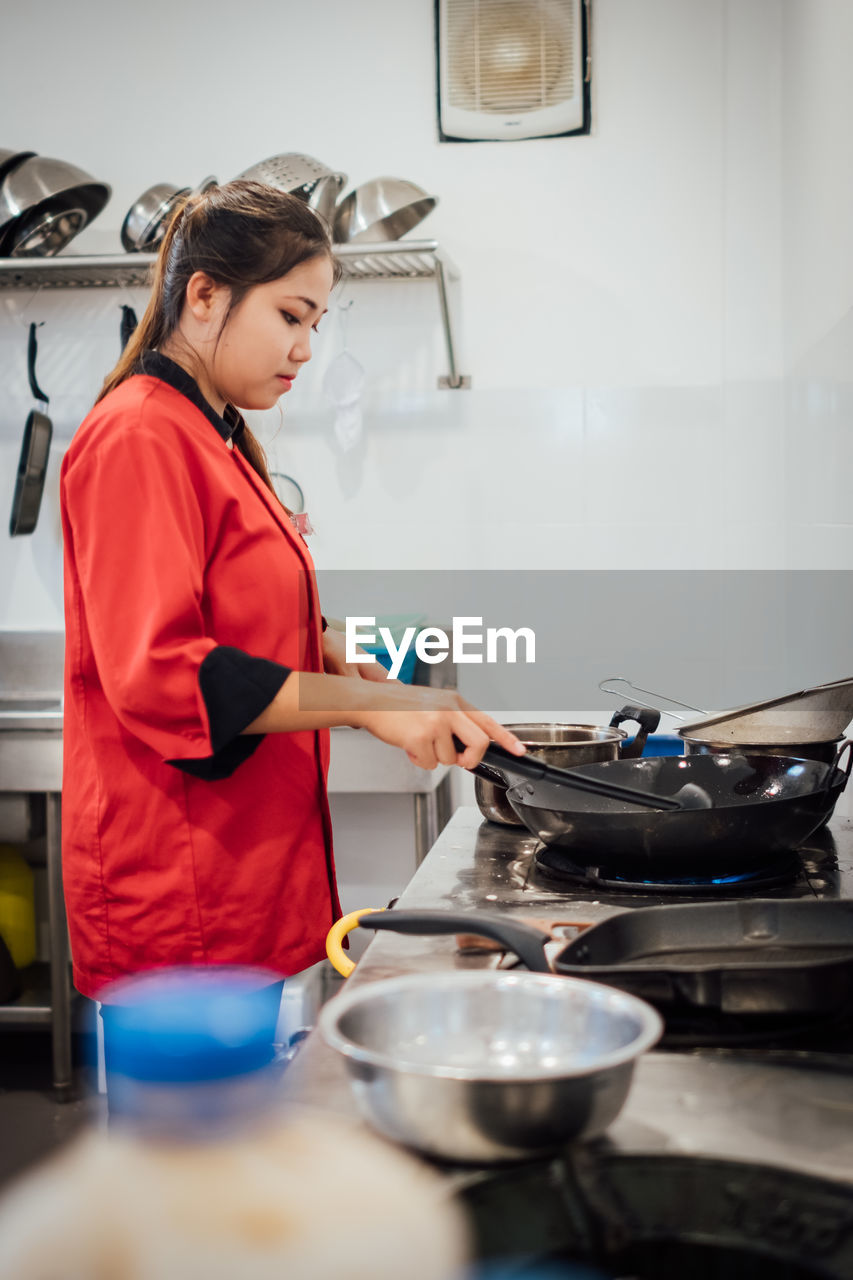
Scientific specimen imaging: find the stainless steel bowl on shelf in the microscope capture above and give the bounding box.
[320,970,662,1164]
[0,155,110,257]
[333,176,437,245]
[120,176,218,253]
[121,182,189,252]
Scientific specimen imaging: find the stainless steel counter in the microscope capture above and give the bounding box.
[283,809,853,1199]
[0,632,70,1097]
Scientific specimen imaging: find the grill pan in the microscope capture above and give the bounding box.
[355,900,853,1021]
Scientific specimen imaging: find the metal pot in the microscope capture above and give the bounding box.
[475,706,660,826]
[319,969,662,1164]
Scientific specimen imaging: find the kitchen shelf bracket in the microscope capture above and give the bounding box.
[0,239,471,389]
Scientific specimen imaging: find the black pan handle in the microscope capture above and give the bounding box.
[829,739,853,792]
[27,322,48,405]
[609,704,661,758]
[454,736,685,811]
[120,305,138,352]
[358,910,551,973]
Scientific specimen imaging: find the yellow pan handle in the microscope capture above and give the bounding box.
[326,907,385,977]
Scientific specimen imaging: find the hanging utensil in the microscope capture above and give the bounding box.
[119,304,138,351]
[269,472,305,514]
[322,299,364,452]
[10,322,52,537]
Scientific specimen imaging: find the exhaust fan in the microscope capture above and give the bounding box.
[436,0,591,142]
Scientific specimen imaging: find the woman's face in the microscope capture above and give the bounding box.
[211,255,335,411]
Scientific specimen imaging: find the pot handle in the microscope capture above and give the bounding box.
[609,704,662,758]
[329,908,553,974]
[326,907,387,977]
[468,760,513,787]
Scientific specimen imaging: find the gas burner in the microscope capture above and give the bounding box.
[533,847,802,895]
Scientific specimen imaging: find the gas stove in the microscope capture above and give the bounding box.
[446,815,853,1278]
[533,846,805,894]
[493,818,847,907]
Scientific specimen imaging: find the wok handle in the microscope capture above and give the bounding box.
[830,739,853,790]
[458,737,684,811]
[609,704,661,758]
[358,909,553,973]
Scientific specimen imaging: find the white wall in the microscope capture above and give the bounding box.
[780,0,853,568]
[1,0,794,632]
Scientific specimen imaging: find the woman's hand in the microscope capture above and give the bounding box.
[350,683,527,771]
[322,626,391,683]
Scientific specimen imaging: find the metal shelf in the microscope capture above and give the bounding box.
[0,963,53,1028]
[0,240,469,387]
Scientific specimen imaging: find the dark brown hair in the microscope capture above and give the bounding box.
[99,180,341,492]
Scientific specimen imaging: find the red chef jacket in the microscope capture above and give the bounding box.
[60,352,340,998]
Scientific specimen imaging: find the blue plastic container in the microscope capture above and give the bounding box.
[359,612,426,685]
[366,645,418,684]
[99,966,285,1133]
[641,733,684,757]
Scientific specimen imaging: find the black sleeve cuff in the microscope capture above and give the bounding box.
[167,645,291,781]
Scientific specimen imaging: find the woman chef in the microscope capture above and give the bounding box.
[60,180,525,999]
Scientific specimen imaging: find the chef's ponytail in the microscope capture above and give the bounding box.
[97,180,341,495]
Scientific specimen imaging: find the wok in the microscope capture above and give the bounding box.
[472,744,852,872]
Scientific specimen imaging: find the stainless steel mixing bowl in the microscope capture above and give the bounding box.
[0,155,110,256]
[121,182,189,252]
[320,970,662,1163]
[333,176,438,244]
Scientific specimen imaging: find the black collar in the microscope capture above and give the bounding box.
[137,350,245,443]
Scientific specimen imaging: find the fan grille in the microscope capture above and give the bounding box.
[446,0,577,115]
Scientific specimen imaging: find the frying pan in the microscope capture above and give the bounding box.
[336,900,853,1021]
[10,323,52,537]
[473,744,852,871]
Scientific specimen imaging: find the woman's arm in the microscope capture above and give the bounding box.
[242,671,525,770]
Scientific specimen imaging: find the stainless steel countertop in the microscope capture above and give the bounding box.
[283,807,853,1188]
[0,631,64,733]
